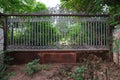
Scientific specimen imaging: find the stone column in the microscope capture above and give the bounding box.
[0,28,4,50]
[113,25,120,64]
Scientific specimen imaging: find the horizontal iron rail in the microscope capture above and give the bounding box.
[7,49,110,52]
[2,13,109,17]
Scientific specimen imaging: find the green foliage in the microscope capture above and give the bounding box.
[26,59,40,75]
[0,50,15,80]
[71,66,85,80]
[0,51,5,80]
[0,50,13,80]
[60,0,120,26]
[0,0,47,13]
[26,59,49,75]
[60,0,103,13]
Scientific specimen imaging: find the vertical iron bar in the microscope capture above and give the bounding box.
[12,16,15,46]
[10,17,12,45]
[105,20,107,47]
[43,17,45,46]
[30,16,35,46]
[78,18,80,45]
[85,18,86,45]
[91,20,93,47]
[92,21,94,46]
[28,16,30,46]
[90,19,92,46]
[83,18,85,45]
[87,18,89,46]
[34,17,36,46]
[24,18,26,46]
[47,19,49,46]
[99,19,101,47]
[17,16,19,46]
[14,17,17,45]
[98,21,100,47]
[23,17,25,46]
[106,21,108,47]
[55,16,57,46]
[19,17,21,46]
[49,16,53,45]
[103,21,105,46]
[99,21,102,47]
[3,16,8,50]
[92,20,93,46]
[21,16,23,46]
[84,17,87,45]
[14,17,16,45]
[100,20,102,46]
[95,21,97,46]
[75,16,76,45]
[87,19,89,46]
[93,20,95,47]
[36,17,38,46]
[39,17,41,46]
[80,21,82,46]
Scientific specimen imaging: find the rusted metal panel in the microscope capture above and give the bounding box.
[7,51,76,64]
[39,52,76,63]
[6,50,111,64]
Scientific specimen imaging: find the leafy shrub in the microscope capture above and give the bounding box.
[0,51,5,80]
[26,59,40,75]
[71,66,85,80]
[26,59,49,75]
[0,50,13,80]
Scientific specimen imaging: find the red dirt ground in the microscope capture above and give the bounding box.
[4,54,120,80]
[6,62,120,80]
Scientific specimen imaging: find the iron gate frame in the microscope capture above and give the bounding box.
[0,13,111,51]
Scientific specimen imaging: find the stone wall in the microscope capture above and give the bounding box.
[113,24,120,64]
[0,28,4,50]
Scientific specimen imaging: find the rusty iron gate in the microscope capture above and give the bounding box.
[1,13,110,51]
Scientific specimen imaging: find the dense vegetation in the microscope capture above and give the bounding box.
[0,0,47,13]
[60,0,120,26]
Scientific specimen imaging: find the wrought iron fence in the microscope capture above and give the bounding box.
[3,14,109,51]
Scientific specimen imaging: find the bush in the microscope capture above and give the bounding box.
[71,66,85,80]
[0,51,7,80]
[26,59,49,75]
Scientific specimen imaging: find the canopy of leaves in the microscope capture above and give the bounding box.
[60,0,120,26]
[0,0,47,13]
[60,0,104,13]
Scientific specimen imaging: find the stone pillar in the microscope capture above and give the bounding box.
[113,53,119,63]
[113,25,120,64]
[0,28,4,50]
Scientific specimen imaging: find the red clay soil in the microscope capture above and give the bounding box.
[6,62,120,80]
[3,54,120,80]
